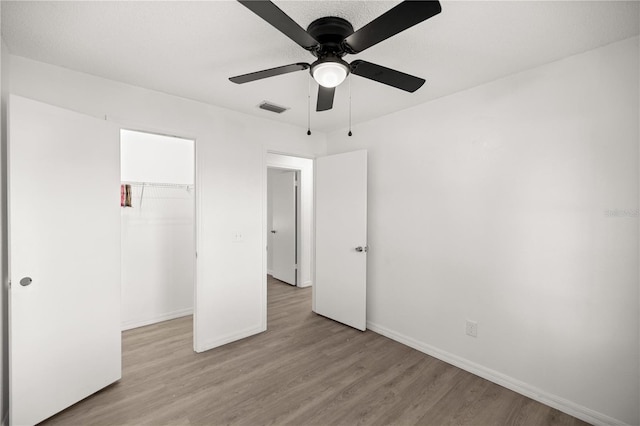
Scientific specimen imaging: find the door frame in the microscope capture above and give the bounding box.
[264,152,315,312]
[117,122,200,351]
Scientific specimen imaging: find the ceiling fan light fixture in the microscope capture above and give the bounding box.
[311,58,349,88]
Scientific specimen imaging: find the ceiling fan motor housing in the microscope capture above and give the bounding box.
[306,16,354,58]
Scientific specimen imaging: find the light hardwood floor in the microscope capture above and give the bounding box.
[43,276,589,425]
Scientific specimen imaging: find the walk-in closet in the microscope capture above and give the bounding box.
[120,129,195,331]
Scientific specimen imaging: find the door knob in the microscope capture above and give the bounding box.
[19,277,32,287]
[270,230,277,234]
[355,246,369,253]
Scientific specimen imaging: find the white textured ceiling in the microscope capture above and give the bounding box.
[2,1,639,132]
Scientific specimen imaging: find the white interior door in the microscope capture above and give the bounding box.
[9,96,121,426]
[315,150,367,331]
[270,170,296,285]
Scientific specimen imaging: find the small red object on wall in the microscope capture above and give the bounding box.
[120,184,132,207]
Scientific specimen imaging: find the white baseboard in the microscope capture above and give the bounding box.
[366,321,629,426]
[298,280,312,288]
[267,269,274,276]
[195,324,266,353]
[122,308,193,331]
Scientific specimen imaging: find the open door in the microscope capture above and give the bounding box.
[315,150,367,331]
[270,170,296,285]
[9,96,121,425]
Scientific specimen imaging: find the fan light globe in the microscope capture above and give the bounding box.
[312,62,349,88]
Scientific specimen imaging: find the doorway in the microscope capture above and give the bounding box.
[267,168,298,286]
[120,129,196,334]
[264,150,368,331]
[264,153,314,314]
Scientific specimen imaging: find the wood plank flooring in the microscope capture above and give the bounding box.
[43,277,589,425]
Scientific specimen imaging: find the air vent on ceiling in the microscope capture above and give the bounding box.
[258,101,289,114]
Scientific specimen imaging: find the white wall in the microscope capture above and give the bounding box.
[0,33,9,426]
[121,130,194,184]
[120,130,195,330]
[10,55,327,353]
[327,37,639,426]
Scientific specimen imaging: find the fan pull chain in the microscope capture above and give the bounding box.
[348,75,353,137]
[307,76,312,136]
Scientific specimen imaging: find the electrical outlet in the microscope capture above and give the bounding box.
[232,232,244,243]
[465,320,478,338]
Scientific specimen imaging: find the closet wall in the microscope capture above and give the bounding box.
[121,130,195,330]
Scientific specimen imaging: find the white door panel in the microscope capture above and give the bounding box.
[9,96,121,425]
[271,171,296,285]
[315,150,367,331]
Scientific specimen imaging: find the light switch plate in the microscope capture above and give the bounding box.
[465,320,478,337]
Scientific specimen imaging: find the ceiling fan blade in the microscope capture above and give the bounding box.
[342,1,441,54]
[229,63,309,84]
[238,1,319,50]
[316,86,335,111]
[350,60,425,92]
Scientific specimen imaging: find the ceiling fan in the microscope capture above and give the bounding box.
[229,0,442,112]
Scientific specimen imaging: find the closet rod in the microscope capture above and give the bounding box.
[121,181,194,208]
[122,181,194,189]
